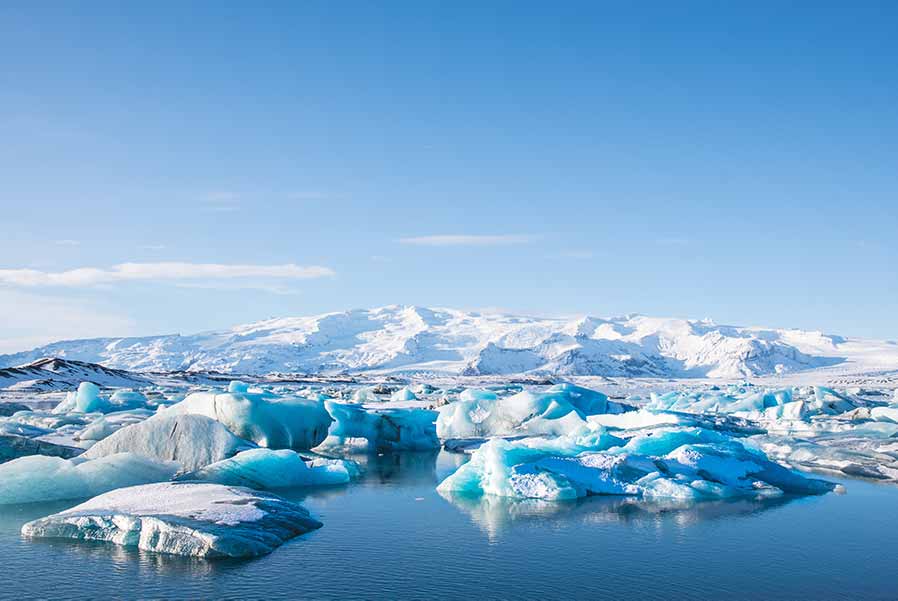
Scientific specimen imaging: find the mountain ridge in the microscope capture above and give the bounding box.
[1,305,896,379]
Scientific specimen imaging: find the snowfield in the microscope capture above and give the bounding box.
[1,306,897,380]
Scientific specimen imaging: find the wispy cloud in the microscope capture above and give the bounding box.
[397,234,539,247]
[0,262,335,288]
[200,191,240,212]
[54,239,81,246]
[551,250,595,260]
[138,244,167,251]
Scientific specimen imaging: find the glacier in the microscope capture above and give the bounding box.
[3,305,896,379]
[21,482,322,558]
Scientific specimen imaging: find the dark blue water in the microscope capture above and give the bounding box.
[1,451,896,600]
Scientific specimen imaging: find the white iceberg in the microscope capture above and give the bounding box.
[21,481,322,558]
[0,453,178,505]
[182,448,359,489]
[82,414,252,472]
[161,382,332,450]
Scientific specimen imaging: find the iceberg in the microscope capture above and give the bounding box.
[181,448,359,489]
[82,414,252,472]
[390,387,418,402]
[21,481,322,558]
[161,383,332,450]
[437,389,587,440]
[52,383,153,415]
[320,401,439,451]
[0,453,178,505]
[1,434,83,463]
[438,426,837,501]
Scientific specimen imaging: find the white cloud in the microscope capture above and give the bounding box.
[0,290,136,354]
[0,262,335,288]
[397,234,539,247]
[54,239,81,246]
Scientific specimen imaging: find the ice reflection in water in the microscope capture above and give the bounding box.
[439,490,798,542]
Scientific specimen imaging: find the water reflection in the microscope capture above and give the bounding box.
[439,490,800,541]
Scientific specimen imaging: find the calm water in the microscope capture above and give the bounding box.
[1,451,896,600]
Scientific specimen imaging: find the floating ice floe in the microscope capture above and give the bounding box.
[0,453,178,505]
[438,425,838,501]
[181,448,360,489]
[319,401,439,451]
[160,381,332,450]
[82,414,253,472]
[21,481,322,558]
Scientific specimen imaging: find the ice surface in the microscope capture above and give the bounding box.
[182,448,359,489]
[82,414,252,472]
[0,453,178,505]
[320,401,439,451]
[21,481,322,558]
[162,384,332,450]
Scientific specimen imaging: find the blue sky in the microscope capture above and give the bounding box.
[1,1,896,351]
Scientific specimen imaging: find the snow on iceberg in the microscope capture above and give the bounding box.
[82,414,253,472]
[319,401,439,451]
[647,385,864,422]
[181,448,360,489]
[437,389,586,440]
[0,453,178,505]
[21,481,322,558]
[161,382,332,450]
[438,426,838,501]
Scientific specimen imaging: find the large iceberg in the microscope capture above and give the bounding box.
[0,453,178,505]
[438,426,837,501]
[161,382,332,450]
[181,448,360,489]
[21,482,322,558]
[82,414,252,472]
[320,401,439,451]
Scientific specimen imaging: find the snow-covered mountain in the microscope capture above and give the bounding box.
[1,306,897,379]
[0,357,152,391]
